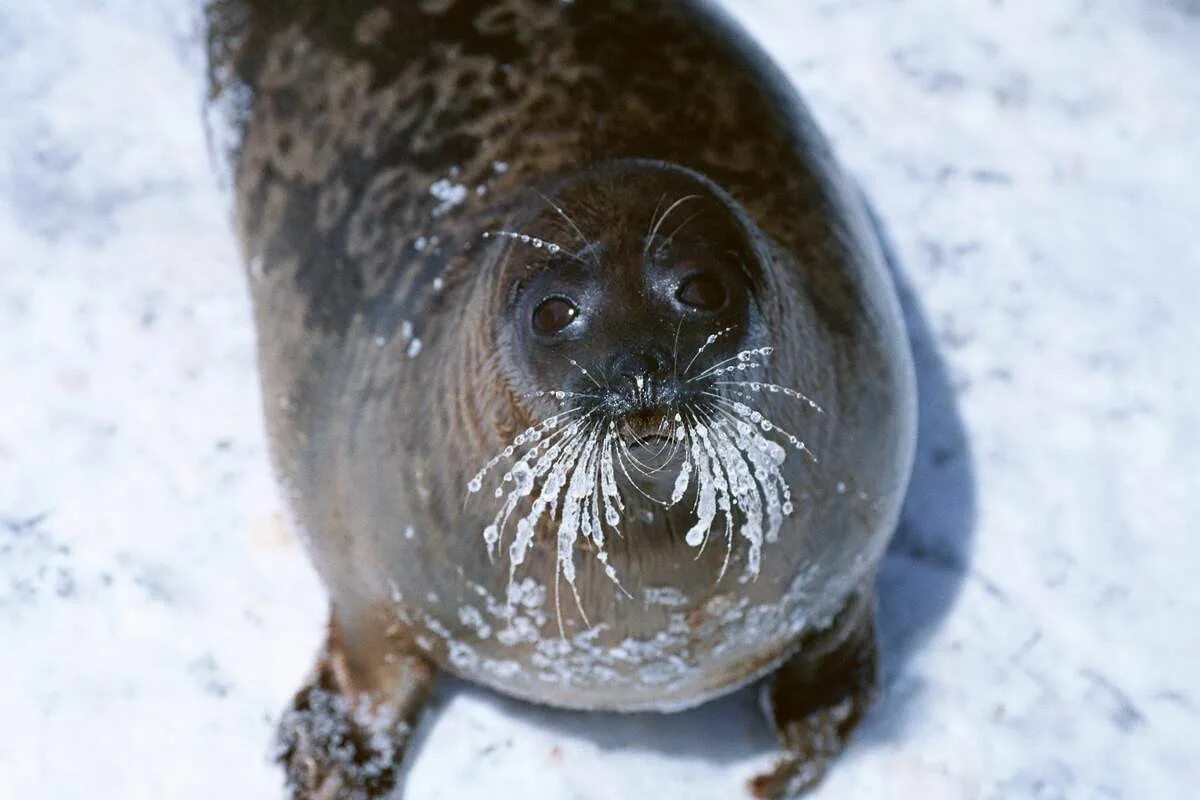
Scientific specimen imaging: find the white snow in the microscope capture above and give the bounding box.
[428,178,468,217]
[2,1,1198,798]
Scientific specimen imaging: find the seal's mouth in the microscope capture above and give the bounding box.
[620,407,676,451]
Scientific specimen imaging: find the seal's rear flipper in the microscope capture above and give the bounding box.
[749,591,880,799]
[275,611,435,800]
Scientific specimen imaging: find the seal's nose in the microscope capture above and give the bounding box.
[607,347,672,401]
[609,347,670,381]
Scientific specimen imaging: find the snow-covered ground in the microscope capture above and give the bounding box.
[2,1,1198,798]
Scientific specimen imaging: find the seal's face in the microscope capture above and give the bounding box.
[499,163,759,463]
[473,162,815,596]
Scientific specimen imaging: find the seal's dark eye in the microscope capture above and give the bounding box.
[676,274,727,310]
[532,296,579,334]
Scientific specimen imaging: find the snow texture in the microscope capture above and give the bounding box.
[2,0,1199,798]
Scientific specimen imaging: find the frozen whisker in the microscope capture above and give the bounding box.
[703,391,817,465]
[553,424,604,634]
[645,412,675,447]
[478,410,599,558]
[550,421,634,636]
[683,325,737,376]
[700,403,790,574]
[666,413,695,508]
[482,229,570,256]
[696,360,767,379]
[501,421,591,608]
[691,405,750,580]
[694,411,736,552]
[711,380,823,413]
[680,407,733,563]
[679,408,715,552]
[466,405,588,496]
[526,389,603,402]
[471,409,635,632]
[599,431,625,531]
[566,357,607,390]
[614,436,662,486]
[533,188,600,268]
[586,431,632,595]
[712,407,792,522]
[688,345,773,383]
[719,386,761,407]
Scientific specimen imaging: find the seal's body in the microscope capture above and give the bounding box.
[206,1,915,796]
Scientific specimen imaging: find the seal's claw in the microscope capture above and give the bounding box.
[276,615,434,800]
[747,703,848,799]
[751,592,879,799]
[275,675,400,799]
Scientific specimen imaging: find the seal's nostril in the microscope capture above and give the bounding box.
[605,346,674,407]
[608,347,671,385]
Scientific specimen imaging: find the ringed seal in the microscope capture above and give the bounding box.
[205,1,917,797]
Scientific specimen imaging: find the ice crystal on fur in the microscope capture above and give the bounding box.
[467,341,821,618]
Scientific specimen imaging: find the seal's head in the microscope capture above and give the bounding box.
[469,160,819,593]
[491,160,766,466]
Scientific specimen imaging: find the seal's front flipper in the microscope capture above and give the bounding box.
[749,593,880,799]
[275,613,435,800]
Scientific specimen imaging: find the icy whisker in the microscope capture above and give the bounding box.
[566,357,607,390]
[482,229,571,256]
[533,188,600,268]
[683,325,737,375]
[466,405,588,496]
[702,391,818,464]
[689,345,773,383]
[709,381,822,412]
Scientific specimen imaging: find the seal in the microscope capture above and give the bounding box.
[204,1,917,797]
